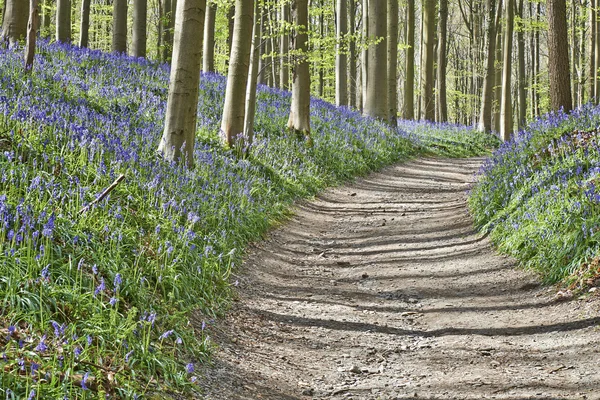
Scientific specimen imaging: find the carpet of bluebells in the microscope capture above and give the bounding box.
[0,40,495,398]
[469,104,600,286]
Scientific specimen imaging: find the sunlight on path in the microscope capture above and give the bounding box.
[200,158,600,400]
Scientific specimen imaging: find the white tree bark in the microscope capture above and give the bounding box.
[157,0,206,168]
[387,0,398,125]
[500,0,514,141]
[220,0,254,147]
[244,0,262,148]
[336,0,348,106]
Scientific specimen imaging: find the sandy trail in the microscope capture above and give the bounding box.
[199,157,600,400]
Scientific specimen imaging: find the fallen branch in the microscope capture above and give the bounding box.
[79,174,125,215]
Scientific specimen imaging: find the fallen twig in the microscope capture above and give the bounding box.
[79,174,125,215]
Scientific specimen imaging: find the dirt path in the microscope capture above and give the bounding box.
[199,157,600,400]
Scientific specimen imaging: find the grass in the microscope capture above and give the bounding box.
[469,104,600,287]
[0,40,496,398]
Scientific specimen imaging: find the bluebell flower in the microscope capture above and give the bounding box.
[186,362,194,373]
[34,335,48,353]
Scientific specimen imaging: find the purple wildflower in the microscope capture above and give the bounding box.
[94,277,105,296]
[113,273,122,289]
[81,371,90,390]
[34,335,48,353]
[186,362,194,373]
[28,389,36,400]
[158,330,174,340]
[109,296,117,306]
[40,264,50,280]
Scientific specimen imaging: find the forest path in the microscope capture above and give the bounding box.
[198,157,600,400]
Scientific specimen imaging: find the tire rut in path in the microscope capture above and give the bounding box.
[199,157,600,400]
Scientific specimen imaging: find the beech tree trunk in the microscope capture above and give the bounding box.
[56,0,71,43]
[24,0,39,73]
[361,0,368,112]
[500,0,514,141]
[403,0,415,120]
[258,11,267,84]
[387,0,398,125]
[336,0,348,106]
[162,0,173,61]
[437,0,448,122]
[517,0,527,127]
[547,0,573,112]
[79,0,91,48]
[478,0,500,132]
[421,0,436,121]
[280,2,290,89]
[220,0,254,147]
[157,0,206,168]
[590,0,596,101]
[113,0,127,53]
[349,0,357,108]
[244,0,262,147]
[133,0,147,57]
[364,0,387,120]
[41,0,50,36]
[202,2,217,72]
[1,0,28,46]
[287,0,311,139]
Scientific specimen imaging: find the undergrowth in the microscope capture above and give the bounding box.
[469,104,600,287]
[0,40,495,398]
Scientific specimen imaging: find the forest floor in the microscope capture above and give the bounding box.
[197,157,600,400]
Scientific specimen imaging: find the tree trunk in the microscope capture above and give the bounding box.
[113,0,127,53]
[517,0,526,127]
[258,11,267,84]
[162,0,173,61]
[363,0,387,120]
[221,0,254,147]
[403,0,415,120]
[478,0,500,132]
[24,0,39,73]
[132,0,147,57]
[421,0,436,121]
[79,0,91,48]
[336,0,348,106]
[361,0,368,112]
[287,0,311,139]
[547,0,573,112]
[387,0,398,125]
[595,0,600,100]
[158,0,206,168]
[280,2,290,89]
[318,1,324,96]
[202,2,217,72]
[226,4,234,60]
[56,0,71,43]
[41,0,50,36]
[349,0,357,108]
[244,0,261,148]
[1,0,29,46]
[500,0,514,141]
[436,0,448,122]
[590,0,596,101]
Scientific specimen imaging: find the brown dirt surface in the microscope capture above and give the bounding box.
[198,157,600,400]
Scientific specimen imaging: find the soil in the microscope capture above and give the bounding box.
[198,157,600,400]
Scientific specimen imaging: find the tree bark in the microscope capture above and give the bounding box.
[437,0,448,122]
[1,0,28,46]
[287,0,311,139]
[79,0,91,48]
[133,0,147,57]
[349,0,357,108]
[421,0,436,121]
[500,0,514,141]
[361,0,368,112]
[244,0,262,148]
[280,2,290,89]
[220,0,254,147]
[387,0,398,125]
[478,0,500,132]
[258,11,267,85]
[56,0,71,43]
[403,0,415,120]
[158,0,206,168]
[162,0,173,61]
[517,0,526,127]
[202,2,217,72]
[24,0,39,73]
[595,0,600,100]
[364,0,387,120]
[41,0,50,36]
[336,0,348,106]
[113,0,127,53]
[226,4,234,60]
[590,0,596,101]
[547,0,573,112]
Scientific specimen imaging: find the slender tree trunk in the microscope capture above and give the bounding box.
[547,0,573,112]
[387,0,398,125]
[1,0,29,46]
[403,0,415,120]
[590,0,596,101]
[158,0,206,168]
[336,0,348,106]
[500,0,514,141]
[280,2,290,89]
[220,0,254,147]
[226,4,234,59]
[318,1,324,96]
[364,0,387,120]
[113,0,127,53]
[202,2,217,72]
[479,0,500,132]
[517,0,526,127]
[349,0,357,108]
[287,0,311,139]
[56,0,71,43]
[269,7,279,88]
[361,0,368,112]
[132,0,147,57]
[258,11,267,84]
[79,0,91,48]
[595,0,600,100]
[162,0,172,61]
[41,0,50,36]
[244,0,262,147]
[24,0,39,73]
[421,0,436,121]
[437,0,448,122]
